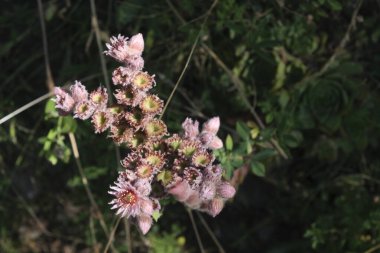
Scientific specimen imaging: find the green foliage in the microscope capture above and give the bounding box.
[1,0,380,252]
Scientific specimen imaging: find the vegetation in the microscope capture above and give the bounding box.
[1,0,380,252]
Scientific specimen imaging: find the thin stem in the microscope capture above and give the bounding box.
[89,0,113,103]
[202,43,289,160]
[363,243,380,253]
[186,208,205,253]
[103,218,121,253]
[0,92,52,125]
[196,211,226,253]
[37,0,55,91]
[68,132,118,253]
[159,0,219,119]
[123,218,133,253]
[159,34,200,119]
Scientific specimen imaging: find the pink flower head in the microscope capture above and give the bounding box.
[90,87,108,109]
[104,35,130,63]
[73,101,95,120]
[91,109,113,133]
[112,66,135,86]
[54,87,75,115]
[70,81,88,103]
[105,34,145,66]
[137,214,152,235]
[182,118,199,140]
[109,180,144,218]
[183,167,202,188]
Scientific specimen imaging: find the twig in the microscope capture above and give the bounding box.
[202,44,289,159]
[294,0,364,89]
[318,0,364,75]
[186,208,205,253]
[36,0,55,91]
[103,218,121,253]
[159,0,219,119]
[165,0,186,24]
[89,216,99,252]
[123,218,133,253]
[195,211,226,253]
[363,243,380,253]
[68,132,118,253]
[0,92,52,125]
[159,34,200,119]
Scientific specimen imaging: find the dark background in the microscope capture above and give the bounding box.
[1,0,380,252]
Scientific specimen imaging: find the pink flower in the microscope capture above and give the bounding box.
[199,117,223,150]
[70,81,88,103]
[54,87,75,115]
[104,35,130,63]
[89,87,108,109]
[104,34,145,68]
[182,118,200,140]
[112,66,135,86]
[108,180,144,218]
[73,101,95,120]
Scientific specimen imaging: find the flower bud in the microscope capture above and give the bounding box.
[128,33,144,56]
[202,117,220,134]
[168,180,192,202]
[137,215,152,235]
[208,136,223,150]
[217,182,236,199]
[185,192,201,209]
[140,199,154,215]
[208,198,224,217]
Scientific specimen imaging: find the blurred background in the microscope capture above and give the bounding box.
[1,0,380,252]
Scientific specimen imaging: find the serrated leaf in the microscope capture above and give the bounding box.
[225,134,233,151]
[251,161,266,177]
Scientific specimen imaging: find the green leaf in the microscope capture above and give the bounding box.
[251,161,266,177]
[236,121,250,140]
[327,0,342,11]
[284,131,303,148]
[225,134,233,151]
[60,117,77,133]
[252,149,276,161]
[152,210,162,222]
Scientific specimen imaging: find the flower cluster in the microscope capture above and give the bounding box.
[54,33,236,234]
